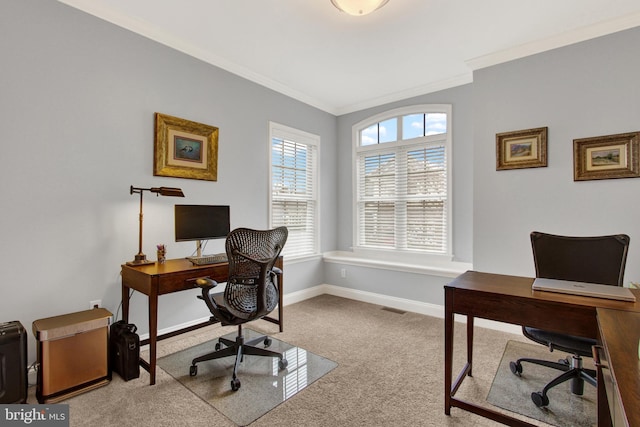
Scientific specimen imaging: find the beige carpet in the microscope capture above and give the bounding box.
[487,340,596,427]
[31,294,559,426]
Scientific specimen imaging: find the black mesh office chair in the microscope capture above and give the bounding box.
[510,231,630,407]
[189,227,288,391]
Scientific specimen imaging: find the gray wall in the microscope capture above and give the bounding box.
[333,26,640,305]
[0,0,336,360]
[473,27,640,281]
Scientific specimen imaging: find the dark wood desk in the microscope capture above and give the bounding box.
[121,257,284,385]
[595,308,640,427]
[444,270,640,427]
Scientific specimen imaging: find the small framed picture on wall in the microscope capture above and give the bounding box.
[573,131,640,181]
[154,113,219,181]
[496,127,548,171]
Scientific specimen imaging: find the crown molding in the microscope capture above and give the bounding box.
[334,73,473,116]
[467,12,640,71]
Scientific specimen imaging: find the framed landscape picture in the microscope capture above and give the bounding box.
[496,127,548,170]
[573,131,640,181]
[154,113,219,181]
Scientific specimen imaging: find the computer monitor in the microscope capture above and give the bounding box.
[174,205,230,257]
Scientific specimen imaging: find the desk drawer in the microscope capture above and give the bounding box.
[600,351,618,425]
[594,344,626,427]
[159,271,217,294]
[451,288,598,338]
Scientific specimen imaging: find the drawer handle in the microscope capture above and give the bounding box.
[185,276,211,285]
[592,345,603,367]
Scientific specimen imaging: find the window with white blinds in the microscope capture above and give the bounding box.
[269,122,319,259]
[354,105,451,256]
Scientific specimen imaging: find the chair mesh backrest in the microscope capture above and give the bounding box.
[223,227,288,320]
[531,231,630,286]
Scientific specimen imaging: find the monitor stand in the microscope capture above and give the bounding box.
[186,240,227,266]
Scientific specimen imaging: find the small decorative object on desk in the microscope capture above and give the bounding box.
[157,244,166,264]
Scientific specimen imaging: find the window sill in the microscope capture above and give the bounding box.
[283,253,323,265]
[323,251,472,278]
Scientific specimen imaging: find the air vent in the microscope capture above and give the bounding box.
[381,307,406,315]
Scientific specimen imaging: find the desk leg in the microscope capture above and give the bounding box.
[121,278,129,323]
[147,288,158,385]
[467,316,474,377]
[278,272,284,332]
[444,287,454,415]
[593,345,613,427]
[444,288,475,417]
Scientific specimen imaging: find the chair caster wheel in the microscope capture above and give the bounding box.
[509,361,522,376]
[531,391,549,407]
[190,365,198,376]
[264,337,272,347]
[231,378,241,391]
[215,342,222,351]
[279,358,288,370]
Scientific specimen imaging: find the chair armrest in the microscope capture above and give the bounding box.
[271,266,282,275]
[194,277,218,289]
[194,278,222,315]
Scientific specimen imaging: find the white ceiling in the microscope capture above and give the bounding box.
[58,0,640,115]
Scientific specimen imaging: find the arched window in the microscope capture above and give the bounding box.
[353,105,452,257]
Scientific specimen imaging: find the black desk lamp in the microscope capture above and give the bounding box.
[127,185,184,266]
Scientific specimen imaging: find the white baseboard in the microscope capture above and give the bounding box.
[285,284,522,335]
[144,284,521,342]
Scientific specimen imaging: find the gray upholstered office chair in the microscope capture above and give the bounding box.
[510,231,630,407]
[189,227,288,391]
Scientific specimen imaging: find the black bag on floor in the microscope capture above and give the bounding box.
[110,320,140,381]
[0,321,27,403]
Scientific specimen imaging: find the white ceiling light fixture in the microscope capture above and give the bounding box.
[331,0,389,16]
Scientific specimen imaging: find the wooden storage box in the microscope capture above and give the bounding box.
[33,308,112,403]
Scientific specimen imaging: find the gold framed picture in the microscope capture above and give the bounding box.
[573,131,640,181]
[496,127,548,170]
[154,113,219,181]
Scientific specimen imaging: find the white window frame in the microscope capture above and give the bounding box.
[352,104,453,264]
[269,121,320,260]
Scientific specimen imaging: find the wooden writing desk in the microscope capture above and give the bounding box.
[595,308,640,427]
[444,270,640,427]
[121,257,283,385]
